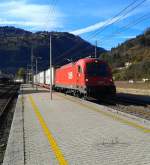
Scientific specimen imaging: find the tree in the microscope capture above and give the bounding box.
[16,68,26,81]
[144,28,150,35]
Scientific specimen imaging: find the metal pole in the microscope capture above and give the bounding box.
[29,66,31,83]
[95,40,97,58]
[36,58,38,90]
[26,65,28,84]
[50,33,52,100]
[31,47,34,88]
[27,64,30,84]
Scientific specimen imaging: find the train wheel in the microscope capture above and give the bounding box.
[82,93,88,100]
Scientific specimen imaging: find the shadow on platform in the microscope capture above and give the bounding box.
[21,89,50,95]
[88,92,150,107]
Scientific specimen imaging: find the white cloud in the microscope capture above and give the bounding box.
[0,0,64,31]
[71,0,148,36]
[70,15,129,35]
[113,35,136,39]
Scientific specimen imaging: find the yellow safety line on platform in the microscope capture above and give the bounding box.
[29,95,68,165]
[58,94,150,133]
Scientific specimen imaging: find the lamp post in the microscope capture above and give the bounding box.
[35,57,42,91]
[31,47,34,88]
[26,64,32,84]
[50,33,53,100]
[26,64,29,84]
[35,58,38,90]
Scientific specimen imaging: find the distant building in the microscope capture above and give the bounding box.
[129,80,134,83]
[125,62,132,68]
[142,78,149,82]
[116,67,125,70]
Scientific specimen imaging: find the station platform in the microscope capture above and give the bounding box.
[3,84,150,165]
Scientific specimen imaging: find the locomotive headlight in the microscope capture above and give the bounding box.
[85,78,88,82]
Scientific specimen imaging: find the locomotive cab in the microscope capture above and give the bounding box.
[80,58,116,98]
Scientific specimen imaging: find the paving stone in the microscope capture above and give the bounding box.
[3,85,150,165]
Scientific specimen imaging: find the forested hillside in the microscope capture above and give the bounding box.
[0,26,105,73]
[101,28,150,80]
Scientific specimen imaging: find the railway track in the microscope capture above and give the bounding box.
[0,83,20,164]
[97,93,150,121]
[0,84,19,117]
[57,88,150,121]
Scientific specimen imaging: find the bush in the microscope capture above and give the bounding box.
[113,59,150,81]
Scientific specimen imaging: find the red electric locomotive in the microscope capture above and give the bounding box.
[54,58,116,98]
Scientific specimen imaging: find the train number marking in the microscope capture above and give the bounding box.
[68,72,73,79]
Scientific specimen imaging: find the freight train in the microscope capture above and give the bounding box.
[34,58,116,98]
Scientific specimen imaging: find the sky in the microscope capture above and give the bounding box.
[0,0,150,50]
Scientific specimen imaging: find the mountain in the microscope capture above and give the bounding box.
[100,28,150,80]
[0,26,105,74]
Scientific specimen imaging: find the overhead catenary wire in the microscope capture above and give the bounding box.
[46,0,64,63]
[50,0,58,18]
[37,0,59,99]
[54,0,147,64]
[72,13,150,56]
[56,0,145,57]
[85,0,142,40]
[100,13,150,42]
[47,0,58,100]
[44,0,58,31]
[55,12,150,63]
[88,0,147,40]
[32,0,58,82]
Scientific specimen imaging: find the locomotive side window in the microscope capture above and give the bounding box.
[78,65,82,73]
[86,63,110,77]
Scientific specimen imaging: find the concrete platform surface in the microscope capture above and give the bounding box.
[3,84,150,165]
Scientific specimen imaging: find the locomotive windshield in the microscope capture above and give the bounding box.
[86,62,110,77]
